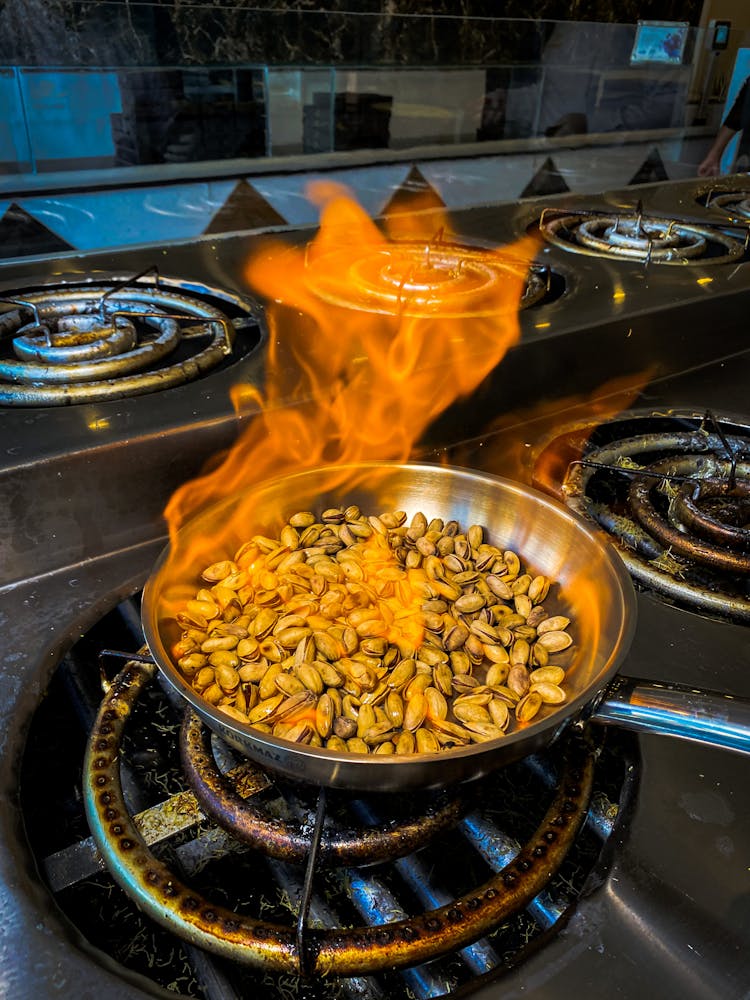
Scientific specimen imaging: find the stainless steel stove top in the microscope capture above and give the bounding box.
[1,175,749,999]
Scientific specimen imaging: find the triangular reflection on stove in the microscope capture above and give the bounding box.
[204,180,288,234]
[520,157,571,198]
[381,164,446,216]
[628,147,668,186]
[0,203,74,257]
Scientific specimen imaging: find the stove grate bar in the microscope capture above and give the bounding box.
[523,753,618,840]
[42,762,269,892]
[460,812,564,929]
[351,798,500,975]
[337,868,457,999]
[267,857,385,1000]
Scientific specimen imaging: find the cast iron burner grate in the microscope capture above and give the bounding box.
[20,597,630,999]
[0,270,262,406]
[531,409,750,622]
[535,205,747,265]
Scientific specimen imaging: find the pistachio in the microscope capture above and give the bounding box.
[175,505,575,756]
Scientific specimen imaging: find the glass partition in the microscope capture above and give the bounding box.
[0,14,709,184]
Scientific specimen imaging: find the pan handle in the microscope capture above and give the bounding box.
[590,676,750,755]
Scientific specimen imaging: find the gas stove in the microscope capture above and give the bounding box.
[1,174,749,999]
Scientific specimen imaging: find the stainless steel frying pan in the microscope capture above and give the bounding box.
[142,462,750,791]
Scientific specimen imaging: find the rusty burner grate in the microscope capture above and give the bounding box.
[536,204,748,265]
[0,270,261,405]
[532,409,750,622]
[21,598,631,1000]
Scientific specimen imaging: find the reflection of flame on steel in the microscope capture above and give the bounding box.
[449,370,654,489]
[162,182,539,583]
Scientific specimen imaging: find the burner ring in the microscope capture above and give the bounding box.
[704,191,750,220]
[0,306,180,384]
[546,420,750,621]
[540,213,744,265]
[84,655,594,977]
[629,458,750,573]
[305,242,533,317]
[575,218,705,260]
[0,278,250,405]
[601,221,680,249]
[13,314,138,364]
[577,218,701,258]
[180,709,470,866]
[671,478,750,551]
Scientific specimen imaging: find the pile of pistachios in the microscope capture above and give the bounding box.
[171,505,573,754]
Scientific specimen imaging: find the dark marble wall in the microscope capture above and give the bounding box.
[0,0,703,67]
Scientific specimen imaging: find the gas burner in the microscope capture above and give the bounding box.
[0,272,262,406]
[20,597,629,998]
[531,410,750,622]
[304,239,561,316]
[537,208,746,265]
[695,181,750,224]
[705,191,750,220]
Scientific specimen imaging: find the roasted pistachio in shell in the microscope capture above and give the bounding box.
[173,505,576,754]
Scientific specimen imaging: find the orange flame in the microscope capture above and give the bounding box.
[150,187,644,735]
[162,183,539,577]
[448,369,655,488]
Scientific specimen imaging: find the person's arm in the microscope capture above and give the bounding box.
[699,78,749,177]
[698,124,737,177]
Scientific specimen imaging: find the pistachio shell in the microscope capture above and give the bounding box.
[515,691,543,723]
[536,630,573,653]
[531,681,566,705]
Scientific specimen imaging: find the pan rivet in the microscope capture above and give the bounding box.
[533,845,546,857]
[203,909,217,922]
[182,896,199,911]
[376,929,391,943]
[467,897,480,911]
[544,831,557,843]
[562,801,576,813]
[119,838,134,850]
[102,710,116,722]
[502,872,516,886]
[447,907,463,923]
[111,823,123,835]
[145,870,159,884]
[400,926,418,941]
[104,808,117,820]
[95,776,107,786]
[96,739,109,750]
[163,883,177,898]
[425,917,441,931]
[517,859,531,872]
[99,792,112,805]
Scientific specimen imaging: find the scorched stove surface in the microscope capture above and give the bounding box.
[1,177,750,998]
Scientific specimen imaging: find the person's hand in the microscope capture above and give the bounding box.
[698,152,721,177]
